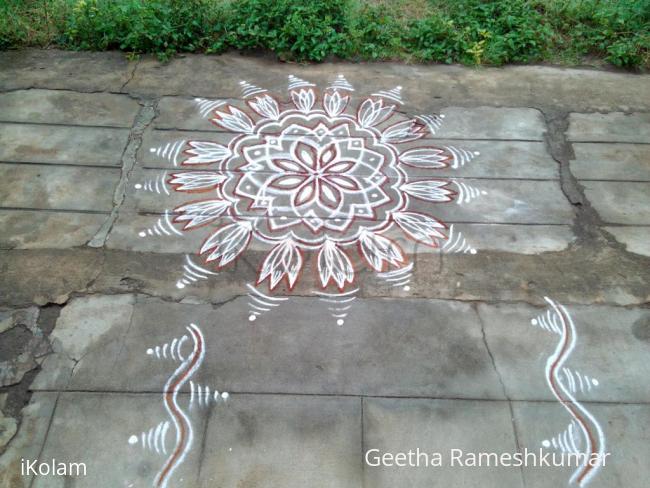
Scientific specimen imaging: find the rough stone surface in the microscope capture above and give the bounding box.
[582,181,650,225]
[0,164,120,211]
[0,123,130,165]
[0,393,58,488]
[568,112,650,143]
[571,143,650,181]
[0,249,103,306]
[121,54,650,112]
[603,226,650,257]
[32,295,134,391]
[0,413,17,451]
[0,90,140,127]
[0,307,46,387]
[0,49,135,92]
[0,210,106,249]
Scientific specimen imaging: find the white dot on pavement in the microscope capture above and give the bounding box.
[592,378,599,386]
[146,348,153,355]
[336,319,344,326]
[128,435,138,445]
[138,231,146,237]
[404,285,410,291]
[470,249,477,255]
[531,318,538,325]
[134,183,142,189]
[222,392,229,400]
[176,281,185,289]
[474,151,480,156]
[542,440,550,448]
[249,314,256,322]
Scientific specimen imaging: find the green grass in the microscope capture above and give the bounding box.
[1,0,648,68]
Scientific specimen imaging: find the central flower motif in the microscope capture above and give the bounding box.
[226,119,400,237]
[270,140,360,209]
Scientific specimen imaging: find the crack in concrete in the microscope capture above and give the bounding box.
[473,303,526,488]
[541,111,607,241]
[195,403,212,481]
[27,392,60,488]
[26,388,650,404]
[88,99,159,248]
[120,58,140,93]
[108,298,137,377]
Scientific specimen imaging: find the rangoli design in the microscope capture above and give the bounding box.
[126,324,229,488]
[532,298,607,486]
[140,75,484,312]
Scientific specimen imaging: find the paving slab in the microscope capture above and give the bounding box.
[124,172,572,224]
[33,294,505,400]
[79,243,650,307]
[105,209,574,256]
[122,54,650,112]
[430,107,545,141]
[0,392,58,488]
[153,98,545,141]
[200,394,361,487]
[582,181,650,225]
[477,302,650,403]
[32,392,209,488]
[15,392,361,488]
[0,90,140,127]
[512,402,650,488]
[0,123,130,166]
[603,226,650,257]
[571,143,650,181]
[0,164,119,212]
[0,248,104,306]
[32,294,135,391]
[140,129,558,179]
[363,397,522,488]
[0,49,135,92]
[0,210,106,249]
[568,113,650,143]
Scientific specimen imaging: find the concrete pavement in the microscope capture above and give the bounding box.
[0,50,649,488]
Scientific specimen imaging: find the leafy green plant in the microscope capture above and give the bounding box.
[347,4,405,60]
[223,0,349,61]
[0,0,648,69]
[63,0,220,60]
[405,16,459,63]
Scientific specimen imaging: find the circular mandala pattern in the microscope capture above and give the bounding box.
[164,76,478,291]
